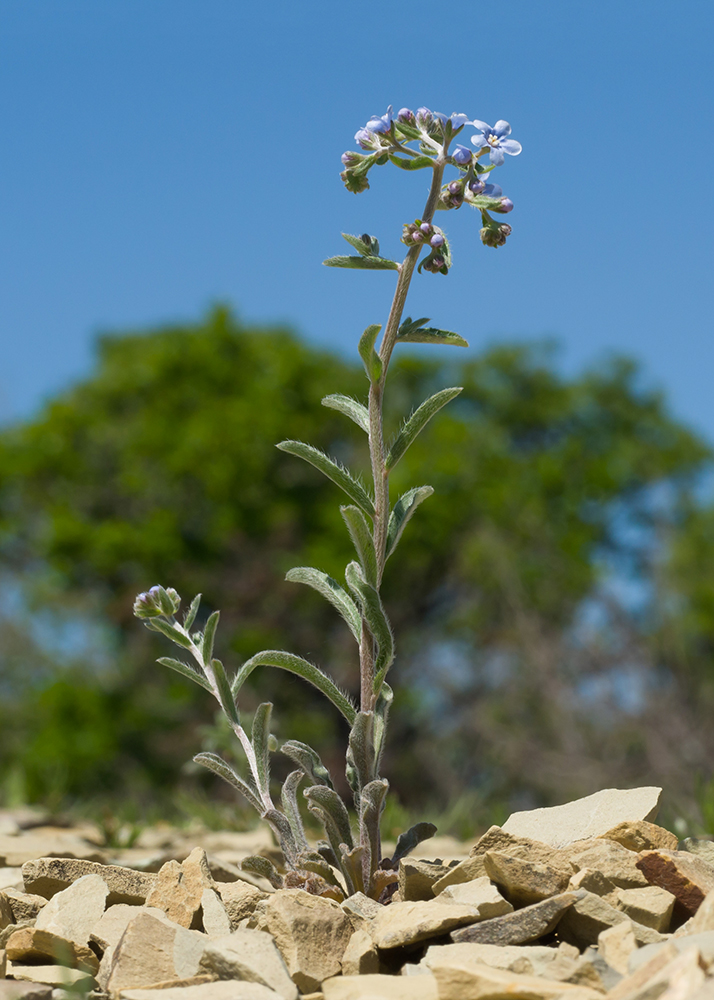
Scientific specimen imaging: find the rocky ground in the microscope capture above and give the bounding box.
[2,786,714,1000]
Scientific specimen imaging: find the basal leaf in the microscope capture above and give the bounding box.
[276,440,373,515]
[386,387,462,469]
[390,821,438,867]
[241,854,284,889]
[251,702,273,796]
[285,566,362,643]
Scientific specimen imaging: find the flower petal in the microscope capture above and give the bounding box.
[484,182,503,197]
[489,147,505,166]
[499,139,522,156]
[470,119,492,134]
[493,120,511,137]
[450,113,470,128]
[471,134,488,149]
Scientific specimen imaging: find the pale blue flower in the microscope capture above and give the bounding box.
[434,112,470,130]
[365,105,394,134]
[452,144,472,165]
[470,120,522,166]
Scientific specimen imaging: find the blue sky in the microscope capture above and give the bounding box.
[1,0,713,440]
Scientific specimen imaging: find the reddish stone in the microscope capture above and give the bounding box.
[636,850,714,922]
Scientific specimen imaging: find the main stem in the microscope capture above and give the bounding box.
[359,153,447,713]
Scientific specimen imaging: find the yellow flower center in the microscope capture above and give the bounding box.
[488,135,500,146]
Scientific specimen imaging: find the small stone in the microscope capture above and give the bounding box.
[34,874,108,946]
[628,931,714,973]
[5,965,95,990]
[5,927,98,973]
[636,850,714,921]
[340,891,382,929]
[398,859,451,902]
[0,985,52,1000]
[199,928,297,1000]
[1,889,47,922]
[600,821,678,853]
[483,850,572,905]
[215,881,267,929]
[0,870,23,892]
[430,856,488,894]
[598,921,638,975]
[145,849,214,929]
[451,890,580,946]
[434,875,513,919]
[610,944,703,1000]
[581,947,623,992]
[200,888,231,937]
[22,858,155,904]
[428,953,603,1000]
[567,840,649,889]
[568,868,618,897]
[680,838,714,865]
[119,984,281,1000]
[340,928,379,976]
[102,910,207,994]
[614,886,676,932]
[501,788,662,848]
[371,900,481,950]
[0,893,13,929]
[538,952,606,993]
[425,942,564,976]
[322,974,438,999]
[89,903,163,955]
[263,888,352,993]
[559,892,664,949]
[686,888,714,934]
[468,826,574,871]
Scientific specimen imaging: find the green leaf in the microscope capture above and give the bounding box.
[280,740,335,789]
[398,316,431,336]
[232,650,357,725]
[201,610,220,663]
[394,122,425,141]
[396,327,469,348]
[183,593,201,631]
[345,711,376,802]
[321,394,369,433]
[386,486,435,560]
[304,785,354,854]
[358,324,383,383]
[391,821,438,866]
[322,255,399,271]
[264,807,300,867]
[345,561,394,688]
[374,682,393,768]
[341,232,379,257]
[241,855,283,889]
[285,566,362,643]
[276,440,373,515]
[297,851,344,890]
[281,770,309,854]
[252,702,273,796]
[193,752,263,814]
[388,154,434,171]
[339,844,366,896]
[386,387,463,469]
[360,778,389,894]
[145,617,193,649]
[156,656,213,693]
[340,506,378,587]
[466,194,505,211]
[211,658,239,724]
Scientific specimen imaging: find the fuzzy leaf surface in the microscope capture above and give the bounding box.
[345,561,394,688]
[145,617,193,649]
[201,610,220,663]
[156,656,213,693]
[358,324,383,383]
[280,740,335,788]
[386,486,435,559]
[386,387,463,469]
[322,255,399,271]
[183,594,201,632]
[321,394,369,433]
[397,327,469,348]
[193,752,263,813]
[276,440,373,514]
[281,770,309,853]
[285,566,362,642]
[304,785,354,855]
[340,505,378,586]
[388,154,434,170]
[241,855,283,889]
[212,658,239,724]
[341,233,376,257]
[232,650,356,724]
[391,821,438,866]
[251,702,273,796]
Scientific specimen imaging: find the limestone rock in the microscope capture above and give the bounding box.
[22,857,155,904]
[558,891,664,949]
[537,952,607,993]
[340,891,382,929]
[322,974,438,1000]
[425,941,566,976]
[34,873,108,946]
[263,888,352,993]
[0,871,23,892]
[0,923,35,950]
[685,888,714,934]
[636,849,714,920]
[398,858,451,901]
[215,881,267,929]
[598,920,639,975]
[0,892,13,930]
[0,986,52,1000]
[0,833,106,868]
[101,909,207,994]
[451,890,580,946]
[341,928,379,976]
[1,889,47,922]
[612,944,704,1000]
[371,899,480,950]
[614,885,675,932]
[567,839,649,889]
[200,888,231,937]
[428,952,603,1000]
[119,984,282,1000]
[434,875,513,919]
[468,825,574,871]
[6,964,95,990]
[0,946,5,976]
[431,856,488,894]
[5,926,99,973]
[628,931,714,973]
[681,838,714,865]
[568,868,618,898]
[600,821,678,853]
[145,849,215,929]
[198,928,297,1000]
[89,902,164,957]
[483,850,572,905]
[501,787,662,848]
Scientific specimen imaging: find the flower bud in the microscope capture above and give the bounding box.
[341,151,363,167]
[133,585,181,619]
[416,107,433,129]
[480,223,511,247]
[412,231,424,242]
[397,108,415,124]
[448,180,463,195]
[468,177,485,194]
[452,145,472,165]
[430,233,445,248]
[419,222,432,236]
[342,168,370,193]
[354,128,379,150]
[494,198,514,213]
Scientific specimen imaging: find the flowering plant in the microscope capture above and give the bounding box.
[134,104,521,901]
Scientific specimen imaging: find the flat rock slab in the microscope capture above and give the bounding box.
[451,891,581,946]
[502,787,662,848]
[636,850,714,920]
[601,821,678,853]
[614,886,676,932]
[398,858,452,901]
[0,835,106,868]
[199,928,297,1000]
[0,871,23,892]
[34,873,108,946]
[6,963,96,990]
[483,850,572,905]
[322,974,438,1000]
[567,840,649,890]
[1,889,46,922]
[22,857,155,904]
[120,983,282,1000]
[5,926,99,972]
[428,952,603,1000]
[681,839,714,865]
[425,941,567,976]
[371,900,481,950]
[558,890,663,948]
[101,909,207,994]
[434,875,513,919]
[0,984,52,1000]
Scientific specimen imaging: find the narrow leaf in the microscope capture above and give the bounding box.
[276,440,373,515]
[322,255,399,271]
[360,778,389,895]
[264,807,299,868]
[321,394,369,433]
[251,702,273,796]
[358,324,383,383]
[398,316,431,336]
[341,232,374,257]
[280,740,335,789]
[286,566,362,642]
[304,785,354,854]
[340,506,378,587]
[183,593,201,632]
[345,562,394,687]
[157,656,213,693]
[297,851,344,890]
[232,650,356,725]
[345,711,376,803]
[373,682,393,768]
[385,486,435,560]
[146,618,193,649]
[193,752,263,813]
[396,327,469,348]
[212,658,239,724]
[388,154,434,170]
[241,855,283,889]
[386,387,463,469]
[340,844,366,897]
[202,610,220,663]
[466,194,505,211]
[391,821,438,866]
[281,770,309,854]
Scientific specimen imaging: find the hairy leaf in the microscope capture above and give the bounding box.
[360,778,389,894]
[386,387,463,469]
[264,807,300,868]
[304,785,354,856]
[341,233,376,257]
[345,561,394,688]
[322,255,399,271]
[340,844,366,896]
[280,740,334,788]
[212,658,239,724]
[281,770,309,854]
[388,154,434,171]
[232,650,356,725]
[183,593,201,631]
[397,327,469,348]
[201,610,220,663]
[285,566,362,642]
[321,394,369,433]
[340,506,378,586]
[276,440,373,514]
[144,617,193,649]
[193,752,263,813]
[358,324,383,383]
[385,486,435,560]
[391,821,438,867]
[373,682,393,770]
[251,702,273,796]
[156,656,213,693]
[346,711,376,802]
[241,855,283,889]
[297,851,344,890]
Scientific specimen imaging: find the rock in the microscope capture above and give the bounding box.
[1,889,47,922]
[22,857,155,904]
[0,892,13,930]
[597,921,639,975]
[5,927,98,973]
[613,886,676,932]
[101,910,207,994]
[628,931,714,973]
[430,856,488,894]
[0,984,52,1000]
[468,826,574,871]
[680,838,714,865]
[610,944,704,1000]
[263,888,352,993]
[0,834,106,868]
[0,923,34,950]
[566,840,649,889]
[451,890,580,946]
[600,821,678,853]
[434,875,513,919]
[636,849,714,920]
[5,965,95,990]
[89,902,164,956]
[341,928,380,975]
[558,891,664,949]
[119,984,281,1000]
[145,848,215,929]
[0,871,23,892]
[371,900,481,950]
[501,788,662,848]
[322,974,438,999]
[483,850,572,905]
[425,941,566,976]
[398,858,451,901]
[568,869,618,898]
[198,928,297,1000]
[34,873,108,946]
[684,888,714,934]
[200,888,231,937]
[215,881,267,929]
[537,952,607,993]
[427,952,603,1000]
[340,891,382,929]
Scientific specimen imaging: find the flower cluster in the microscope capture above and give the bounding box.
[133,584,181,618]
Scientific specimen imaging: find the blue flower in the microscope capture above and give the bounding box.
[354,128,380,150]
[433,112,470,130]
[365,105,394,134]
[470,120,522,166]
[484,180,503,198]
[452,144,472,165]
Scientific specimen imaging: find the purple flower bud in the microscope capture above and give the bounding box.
[355,128,377,150]
[468,177,486,194]
[412,231,424,242]
[432,255,445,268]
[416,107,433,129]
[496,198,514,213]
[452,145,472,165]
[341,151,362,166]
[448,180,462,195]
[430,233,445,248]
[419,222,432,235]
[397,108,415,123]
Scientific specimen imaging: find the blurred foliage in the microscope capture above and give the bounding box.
[1,306,714,831]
